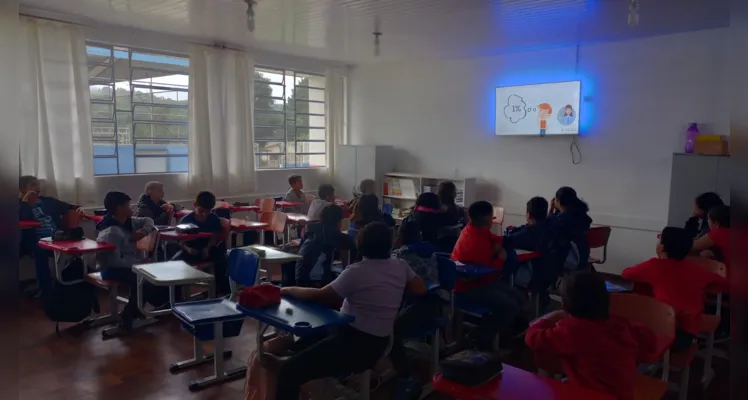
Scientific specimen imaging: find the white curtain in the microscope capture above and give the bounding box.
[187,44,256,196]
[19,17,95,205]
[325,66,347,180]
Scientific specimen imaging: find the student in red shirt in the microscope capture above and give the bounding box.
[692,205,731,271]
[622,227,726,350]
[451,201,527,350]
[526,272,657,400]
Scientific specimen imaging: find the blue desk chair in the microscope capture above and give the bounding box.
[170,248,259,391]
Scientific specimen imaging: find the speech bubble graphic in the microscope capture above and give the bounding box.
[504,94,527,123]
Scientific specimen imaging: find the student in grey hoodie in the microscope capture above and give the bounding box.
[96,191,167,329]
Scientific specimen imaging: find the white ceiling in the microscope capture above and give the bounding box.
[20,0,730,64]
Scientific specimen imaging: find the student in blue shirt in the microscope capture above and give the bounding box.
[18,175,86,293]
[176,191,229,294]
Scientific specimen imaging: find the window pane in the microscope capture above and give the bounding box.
[87,42,190,175]
[254,68,325,169]
[256,154,285,169]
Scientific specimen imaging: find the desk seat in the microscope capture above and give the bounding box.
[85,272,118,287]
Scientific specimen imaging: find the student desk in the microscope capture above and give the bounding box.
[132,260,215,317]
[157,231,213,261]
[227,219,268,249]
[84,214,104,224]
[516,249,541,263]
[454,261,497,278]
[605,281,632,293]
[38,238,116,285]
[239,245,302,283]
[237,295,354,364]
[275,201,302,210]
[432,364,615,400]
[19,220,42,229]
[284,212,310,243]
[175,209,192,219]
[230,205,260,213]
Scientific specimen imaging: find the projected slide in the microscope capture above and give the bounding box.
[495,81,581,136]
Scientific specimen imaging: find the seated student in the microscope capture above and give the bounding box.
[526,272,657,400]
[685,192,724,239]
[96,191,168,329]
[692,205,731,271]
[400,192,455,251]
[286,204,355,287]
[390,221,443,399]
[276,222,427,400]
[177,191,229,294]
[451,200,527,350]
[284,174,309,215]
[438,180,466,226]
[547,186,592,271]
[135,181,183,226]
[307,183,335,221]
[19,175,86,293]
[622,227,727,350]
[504,196,550,251]
[347,178,377,213]
[349,194,396,233]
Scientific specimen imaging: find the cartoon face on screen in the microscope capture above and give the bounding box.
[557,104,576,126]
[537,103,552,136]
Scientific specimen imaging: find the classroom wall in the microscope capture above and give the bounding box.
[76,23,341,205]
[348,28,731,273]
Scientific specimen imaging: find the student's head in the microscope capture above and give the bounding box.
[555,186,589,213]
[415,192,440,211]
[352,194,380,226]
[397,221,422,246]
[194,191,216,217]
[318,184,335,201]
[438,181,457,207]
[320,204,344,229]
[561,272,609,320]
[657,227,693,260]
[358,179,376,196]
[693,192,724,219]
[104,191,133,218]
[145,181,165,202]
[19,175,41,196]
[468,201,494,228]
[526,197,549,224]
[288,175,303,191]
[357,221,393,260]
[708,205,730,229]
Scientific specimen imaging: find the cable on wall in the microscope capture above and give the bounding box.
[570,42,583,165]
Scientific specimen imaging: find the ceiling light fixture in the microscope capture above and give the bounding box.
[245,0,256,32]
[373,16,382,57]
[628,0,640,27]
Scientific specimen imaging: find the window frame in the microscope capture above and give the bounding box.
[253,66,327,170]
[87,41,190,176]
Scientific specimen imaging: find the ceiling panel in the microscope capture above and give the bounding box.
[19,0,730,64]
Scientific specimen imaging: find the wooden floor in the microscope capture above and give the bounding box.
[19,295,730,400]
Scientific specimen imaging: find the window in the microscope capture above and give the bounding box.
[87,43,189,175]
[254,67,326,169]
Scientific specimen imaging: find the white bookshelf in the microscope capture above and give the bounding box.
[383,172,476,220]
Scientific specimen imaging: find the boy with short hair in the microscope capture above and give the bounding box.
[19,175,86,293]
[178,191,229,294]
[96,191,166,329]
[277,222,426,400]
[504,196,550,251]
[307,183,335,221]
[285,175,308,214]
[451,201,527,350]
[135,181,183,226]
[288,204,355,287]
[526,272,657,400]
[622,226,726,349]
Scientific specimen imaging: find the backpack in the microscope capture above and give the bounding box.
[41,258,99,335]
[439,350,503,386]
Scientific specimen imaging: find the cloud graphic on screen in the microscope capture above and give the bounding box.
[504,94,527,123]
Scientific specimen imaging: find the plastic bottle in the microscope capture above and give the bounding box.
[685,123,699,153]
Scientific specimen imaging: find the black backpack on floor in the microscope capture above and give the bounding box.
[439,350,504,386]
[41,258,99,335]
